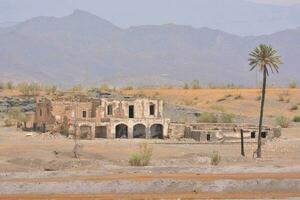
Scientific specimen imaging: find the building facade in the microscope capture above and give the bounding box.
[32,96,170,139]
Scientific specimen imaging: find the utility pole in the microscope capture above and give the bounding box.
[240,129,245,157]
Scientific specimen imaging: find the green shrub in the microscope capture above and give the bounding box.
[183,83,189,89]
[198,112,218,123]
[191,80,201,89]
[220,113,234,123]
[6,81,14,90]
[129,142,153,166]
[275,116,290,128]
[289,80,297,89]
[210,151,221,166]
[129,153,143,166]
[293,116,300,122]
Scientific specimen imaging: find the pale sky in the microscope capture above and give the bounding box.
[249,0,300,5]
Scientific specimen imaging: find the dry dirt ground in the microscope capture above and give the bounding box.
[0,88,300,199]
[0,125,300,199]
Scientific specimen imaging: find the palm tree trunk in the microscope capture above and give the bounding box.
[257,67,267,158]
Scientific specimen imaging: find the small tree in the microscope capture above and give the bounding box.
[6,81,14,90]
[289,80,297,89]
[191,80,201,89]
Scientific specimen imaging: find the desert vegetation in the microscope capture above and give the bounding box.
[129,142,153,166]
[275,116,290,128]
[210,151,221,166]
[4,107,26,127]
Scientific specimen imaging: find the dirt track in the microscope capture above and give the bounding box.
[1,172,300,199]
[2,192,300,200]
[2,172,300,183]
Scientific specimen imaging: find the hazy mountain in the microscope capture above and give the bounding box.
[0,0,300,36]
[0,10,299,87]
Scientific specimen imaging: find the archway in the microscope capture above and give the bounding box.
[133,124,146,138]
[150,124,163,139]
[115,124,128,138]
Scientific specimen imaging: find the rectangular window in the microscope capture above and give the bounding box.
[40,109,42,116]
[129,105,134,118]
[251,131,256,138]
[150,105,155,116]
[207,134,211,141]
[107,105,113,115]
[82,111,87,118]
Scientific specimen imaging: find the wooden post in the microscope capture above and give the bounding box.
[241,129,245,156]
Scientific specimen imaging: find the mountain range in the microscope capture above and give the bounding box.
[1,0,300,36]
[0,10,299,87]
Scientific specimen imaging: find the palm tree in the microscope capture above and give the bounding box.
[249,44,282,158]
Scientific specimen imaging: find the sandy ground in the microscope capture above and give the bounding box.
[122,88,300,120]
[0,125,300,199]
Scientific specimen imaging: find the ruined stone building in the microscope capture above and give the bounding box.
[29,95,170,139]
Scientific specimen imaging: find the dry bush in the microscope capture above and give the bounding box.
[289,80,297,89]
[129,142,153,166]
[44,85,57,95]
[278,94,284,102]
[256,95,261,101]
[290,105,298,111]
[123,86,133,90]
[275,116,290,128]
[183,83,189,89]
[197,112,218,123]
[6,81,14,90]
[191,80,201,89]
[4,118,14,127]
[3,107,26,127]
[234,94,243,100]
[220,113,234,123]
[293,116,300,122]
[210,105,225,112]
[210,151,221,166]
[17,82,41,96]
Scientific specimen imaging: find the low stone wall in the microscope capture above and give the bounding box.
[169,123,281,142]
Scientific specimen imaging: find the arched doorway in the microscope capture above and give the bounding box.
[80,125,91,139]
[115,124,128,138]
[133,124,146,138]
[150,124,163,139]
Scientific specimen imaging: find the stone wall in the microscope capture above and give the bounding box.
[169,123,281,142]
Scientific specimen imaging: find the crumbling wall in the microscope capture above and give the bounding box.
[169,123,281,142]
[168,123,186,139]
